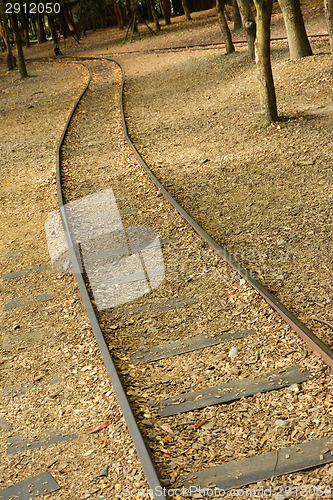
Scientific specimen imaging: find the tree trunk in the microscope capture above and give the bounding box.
[30,16,37,39]
[146,0,154,22]
[63,4,75,31]
[147,0,160,31]
[233,0,242,30]
[11,12,28,78]
[62,3,80,40]
[0,1,16,69]
[236,0,256,59]
[113,0,125,29]
[253,0,277,125]
[324,0,333,61]
[36,13,47,43]
[165,0,172,24]
[131,0,140,25]
[181,0,191,20]
[20,11,30,47]
[159,0,171,25]
[278,0,312,60]
[48,15,59,44]
[124,0,131,24]
[216,0,235,54]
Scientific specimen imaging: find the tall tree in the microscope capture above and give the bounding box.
[232,0,242,30]
[36,13,47,43]
[216,0,235,54]
[77,0,97,32]
[20,10,30,47]
[95,0,107,28]
[62,2,81,40]
[253,0,277,125]
[278,0,312,60]
[146,0,154,22]
[324,0,333,61]
[113,0,125,29]
[10,12,28,78]
[0,0,16,69]
[159,0,171,25]
[48,14,59,45]
[30,15,38,39]
[181,0,191,20]
[147,0,160,31]
[236,0,256,59]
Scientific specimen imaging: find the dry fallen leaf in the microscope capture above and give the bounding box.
[98,439,108,448]
[83,449,95,456]
[194,419,207,429]
[59,468,72,473]
[91,420,112,433]
[170,470,178,484]
[160,434,172,444]
[160,424,174,434]
[262,432,275,444]
[184,448,195,455]
[63,299,75,306]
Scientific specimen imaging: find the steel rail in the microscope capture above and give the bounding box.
[108,57,333,371]
[55,61,166,500]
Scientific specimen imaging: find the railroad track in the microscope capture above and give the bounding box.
[2,55,331,499]
[49,57,333,497]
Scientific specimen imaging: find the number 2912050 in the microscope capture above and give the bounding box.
[5,3,61,14]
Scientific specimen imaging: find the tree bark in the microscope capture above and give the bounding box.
[20,11,30,47]
[48,15,59,45]
[146,0,154,23]
[147,0,160,31]
[30,15,37,39]
[324,0,333,61]
[253,0,277,125]
[164,0,172,24]
[62,3,80,40]
[113,0,125,29]
[159,0,171,25]
[11,12,28,78]
[216,0,235,54]
[235,0,256,59]
[181,0,191,20]
[0,1,16,69]
[233,0,242,30]
[130,0,140,28]
[278,0,312,60]
[36,13,47,43]
[124,0,131,24]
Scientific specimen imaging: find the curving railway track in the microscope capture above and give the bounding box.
[1,50,332,499]
[51,57,333,497]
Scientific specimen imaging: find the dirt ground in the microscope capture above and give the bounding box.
[0,0,332,498]
[4,0,330,340]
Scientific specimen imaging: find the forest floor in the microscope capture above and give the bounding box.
[0,0,332,498]
[8,0,330,341]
